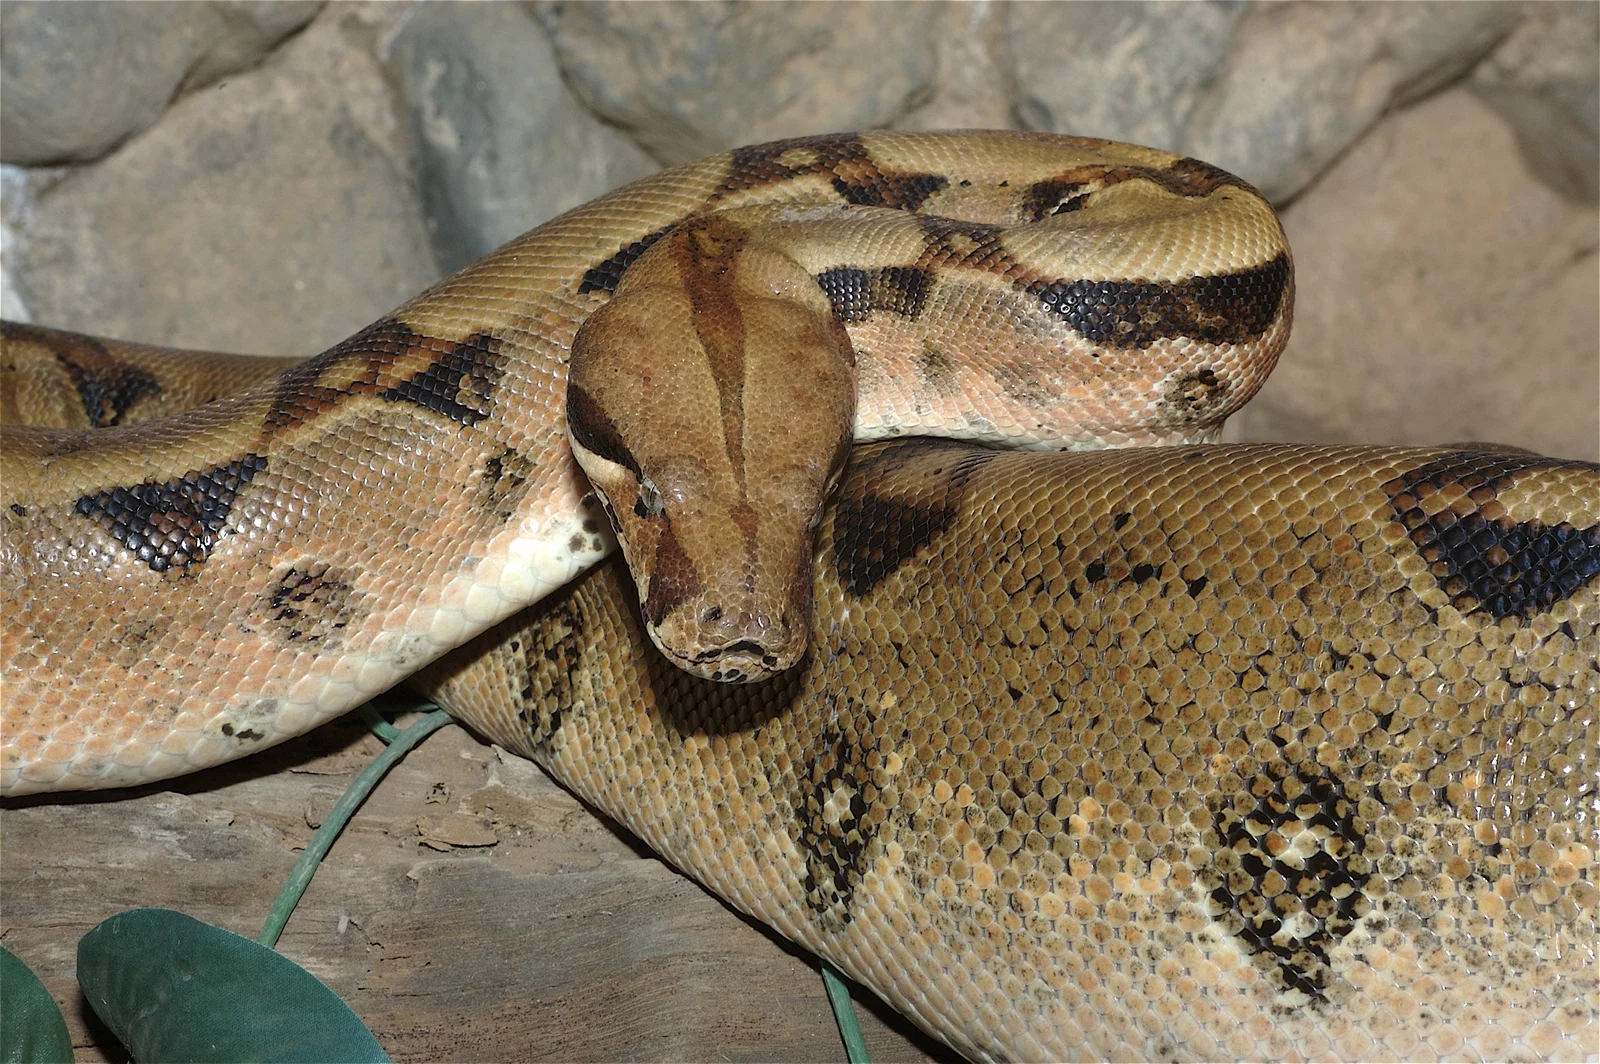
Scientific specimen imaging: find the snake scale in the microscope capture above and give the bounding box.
[1,131,1596,1062]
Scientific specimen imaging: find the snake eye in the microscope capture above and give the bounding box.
[635,476,664,518]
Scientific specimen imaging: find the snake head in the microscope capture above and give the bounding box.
[566,231,855,683]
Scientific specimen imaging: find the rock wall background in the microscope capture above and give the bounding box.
[1,0,1595,458]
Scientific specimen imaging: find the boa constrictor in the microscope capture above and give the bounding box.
[1,131,1596,1062]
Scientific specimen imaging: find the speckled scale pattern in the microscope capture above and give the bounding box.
[421,439,1599,1063]
[1,130,1293,794]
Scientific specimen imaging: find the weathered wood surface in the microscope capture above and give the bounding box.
[0,706,947,1062]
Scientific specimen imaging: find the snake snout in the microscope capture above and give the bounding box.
[649,600,806,683]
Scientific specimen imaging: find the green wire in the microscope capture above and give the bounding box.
[821,961,871,1064]
[258,707,455,948]
[259,703,871,1064]
[357,702,402,743]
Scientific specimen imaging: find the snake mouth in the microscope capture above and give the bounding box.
[689,638,786,684]
[646,625,795,684]
[701,639,782,683]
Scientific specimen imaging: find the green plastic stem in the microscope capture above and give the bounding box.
[258,708,455,948]
[821,961,872,1064]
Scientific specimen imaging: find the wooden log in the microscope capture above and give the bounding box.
[1,710,947,1062]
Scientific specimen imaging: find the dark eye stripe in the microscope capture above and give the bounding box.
[566,383,643,480]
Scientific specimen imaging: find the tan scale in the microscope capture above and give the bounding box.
[1,130,1292,794]
[3,130,1596,1061]
[421,439,1600,1063]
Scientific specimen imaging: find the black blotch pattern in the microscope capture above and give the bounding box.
[3,321,166,427]
[814,267,871,323]
[1030,252,1290,347]
[875,266,932,320]
[720,133,949,211]
[915,341,958,394]
[262,561,358,646]
[831,441,994,596]
[1206,734,1372,1002]
[379,331,504,426]
[1387,451,1600,619]
[1023,179,1092,219]
[831,491,955,595]
[60,351,163,427]
[814,265,934,324]
[509,579,592,756]
[476,445,537,522]
[916,214,1003,249]
[1161,367,1229,423]
[9,504,25,518]
[1082,556,1161,589]
[266,318,416,433]
[219,723,265,742]
[1160,156,1250,196]
[577,226,671,295]
[723,132,868,192]
[832,171,949,211]
[265,319,508,432]
[797,703,880,925]
[76,454,269,572]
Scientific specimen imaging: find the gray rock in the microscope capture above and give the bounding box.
[0,0,321,165]
[1009,1,1246,153]
[1471,1,1599,203]
[1226,88,1598,462]
[185,2,327,88]
[0,164,40,320]
[896,1,1013,131]
[530,0,940,166]
[1008,1,1524,203]
[387,2,657,276]
[7,5,435,357]
[1184,1,1522,202]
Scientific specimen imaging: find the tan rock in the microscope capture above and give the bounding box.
[1007,1,1523,205]
[1185,0,1522,202]
[1009,1,1245,153]
[896,2,1013,132]
[1226,88,1598,461]
[1470,0,1599,203]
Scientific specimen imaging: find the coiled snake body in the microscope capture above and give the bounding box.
[1,131,1595,1061]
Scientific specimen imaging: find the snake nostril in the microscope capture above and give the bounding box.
[702,605,723,624]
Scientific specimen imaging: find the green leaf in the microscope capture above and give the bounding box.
[76,909,388,1063]
[0,947,72,1064]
